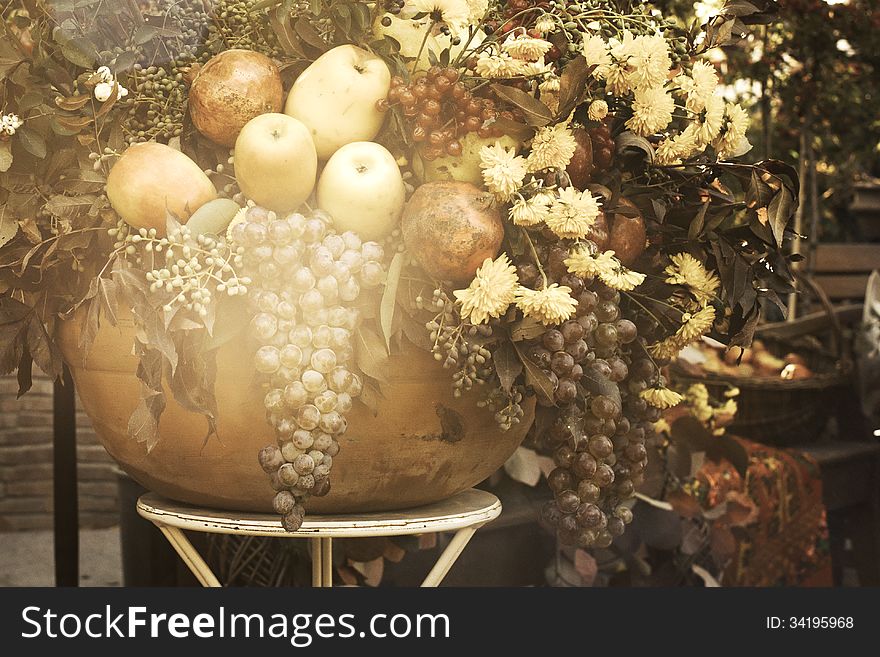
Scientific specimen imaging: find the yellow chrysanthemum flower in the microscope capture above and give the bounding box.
[509,191,554,227]
[564,247,645,291]
[695,94,725,146]
[678,306,717,343]
[649,336,685,361]
[677,60,718,113]
[713,102,750,159]
[514,283,578,325]
[641,386,684,409]
[466,0,489,23]
[565,246,615,278]
[479,141,527,200]
[583,34,611,76]
[475,51,533,79]
[626,86,675,136]
[601,264,646,291]
[545,187,601,239]
[453,253,519,325]
[649,306,717,360]
[534,14,556,34]
[624,34,672,93]
[587,99,609,121]
[664,252,720,306]
[526,122,578,172]
[503,34,553,61]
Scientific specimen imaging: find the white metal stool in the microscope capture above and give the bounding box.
[136,488,501,587]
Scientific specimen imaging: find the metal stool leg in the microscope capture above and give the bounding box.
[321,537,333,587]
[420,524,483,587]
[157,525,221,587]
[310,537,323,587]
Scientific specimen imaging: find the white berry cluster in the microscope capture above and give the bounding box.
[93,66,130,103]
[108,220,250,317]
[1,113,23,136]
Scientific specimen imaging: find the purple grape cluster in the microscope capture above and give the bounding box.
[519,259,658,548]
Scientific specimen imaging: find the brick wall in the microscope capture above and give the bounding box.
[0,375,120,531]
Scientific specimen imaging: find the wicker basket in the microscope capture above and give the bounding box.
[672,277,853,447]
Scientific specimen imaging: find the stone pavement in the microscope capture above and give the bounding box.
[0,526,122,586]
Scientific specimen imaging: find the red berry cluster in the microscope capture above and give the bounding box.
[385,66,519,161]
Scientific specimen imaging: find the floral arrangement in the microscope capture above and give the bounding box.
[0,0,798,546]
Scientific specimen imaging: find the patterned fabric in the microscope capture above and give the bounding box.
[690,437,832,586]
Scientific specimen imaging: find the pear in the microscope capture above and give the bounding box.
[105,142,216,235]
[284,45,391,159]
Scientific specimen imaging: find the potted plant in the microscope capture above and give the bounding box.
[1,0,797,547]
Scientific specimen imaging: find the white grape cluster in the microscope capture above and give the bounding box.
[230,205,385,531]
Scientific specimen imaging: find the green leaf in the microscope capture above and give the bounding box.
[113,50,138,73]
[205,296,248,350]
[357,380,383,416]
[55,168,106,194]
[355,326,390,383]
[688,200,710,241]
[510,315,545,341]
[513,342,556,402]
[580,367,621,407]
[0,39,24,81]
[59,37,97,69]
[379,252,403,351]
[294,16,327,50]
[493,341,522,393]
[17,92,44,113]
[0,203,18,247]
[17,127,47,159]
[485,115,534,141]
[0,141,13,174]
[27,315,62,380]
[555,55,592,120]
[490,84,553,127]
[767,187,794,248]
[45,194,99,218]
[132,25,159,46]
[744,169,773,209]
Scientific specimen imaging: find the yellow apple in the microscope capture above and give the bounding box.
[284,45,391,159]
[106,142,216,236]
[413,132,521,185]
[316,141,405,240]
[233,113,317,213]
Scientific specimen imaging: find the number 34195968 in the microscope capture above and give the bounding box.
[766,617,854,629]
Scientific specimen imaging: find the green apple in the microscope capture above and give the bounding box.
[233,113,317,213]
[284,45,391,160]
[316,141,405,240]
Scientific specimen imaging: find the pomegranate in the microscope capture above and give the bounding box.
[402,181,504,283]
[188,49,283,147]
[607,198,647,266]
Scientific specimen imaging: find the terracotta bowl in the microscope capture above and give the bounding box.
[57,312,534,513]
